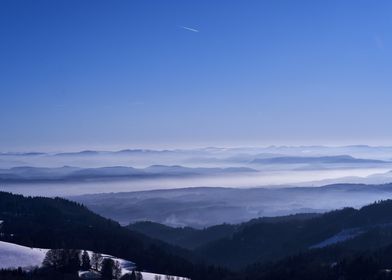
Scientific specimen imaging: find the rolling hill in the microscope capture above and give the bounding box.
[128,200,392,269]
[0,192,220,279]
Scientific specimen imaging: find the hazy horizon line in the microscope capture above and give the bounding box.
[2,144,392,154]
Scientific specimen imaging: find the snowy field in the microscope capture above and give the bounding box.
[0,241,48,269]
[0,241,189,279]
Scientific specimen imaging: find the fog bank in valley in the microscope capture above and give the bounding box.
[1,146,392,227]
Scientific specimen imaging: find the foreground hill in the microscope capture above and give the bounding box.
[0,241,47,269]
[4,192,392,279]
[0,240,189,280]
[0,192,232,280]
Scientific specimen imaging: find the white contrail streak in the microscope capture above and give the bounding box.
[180,26,199,33]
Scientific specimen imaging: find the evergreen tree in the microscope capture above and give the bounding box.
[42,249,61,269]
[42,250,53,267]
[91,252,102,271]
[81,250,91,271]
[101,258,115,280]
[136,271,143,280]
[120,273,133,280]
[130,269,137,280]
[113,261,122,280]
[42,249,81,273]
[67,249,82,272]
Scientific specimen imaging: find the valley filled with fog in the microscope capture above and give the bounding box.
[1,146,392,227]
[70,184,392,228]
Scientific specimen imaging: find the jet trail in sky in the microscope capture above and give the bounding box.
[180,26,199,33]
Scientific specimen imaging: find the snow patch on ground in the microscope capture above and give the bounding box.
[310,223,392,249]
[0,241,48,269]
[140,272,189,280]
[310,228,365,249]
[0,241,190,279]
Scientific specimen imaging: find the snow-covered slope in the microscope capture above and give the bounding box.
[0,241,48,269]
[0,241,190,279]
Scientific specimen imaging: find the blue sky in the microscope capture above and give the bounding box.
[1,0,392,151]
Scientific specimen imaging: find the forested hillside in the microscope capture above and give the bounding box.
[130,201,392,269]
[4,192,392,280]
[0,192,231,280]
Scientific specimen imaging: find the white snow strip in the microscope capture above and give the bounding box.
[310,228,364,249]
[0,241,190,279]
[140,271,190,280]
[0,241,48,269]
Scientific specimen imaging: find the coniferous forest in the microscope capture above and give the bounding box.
[3,192,392,280]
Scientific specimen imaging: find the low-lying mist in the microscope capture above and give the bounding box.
[1,167,390,197]
[70,184,392,228]
[1,146,392,228]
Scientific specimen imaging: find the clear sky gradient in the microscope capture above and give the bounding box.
[1,0,392,151]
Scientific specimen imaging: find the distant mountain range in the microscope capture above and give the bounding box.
[2,145,392,162]
[0,152,390,184]
[251,155,388,165]
[2,145,392,156]
[0,165,257,183]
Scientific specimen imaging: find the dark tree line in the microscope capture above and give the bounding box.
[42,249,128,279]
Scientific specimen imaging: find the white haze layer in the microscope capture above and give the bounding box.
[1,168,390,197]
[1,146,392,196]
